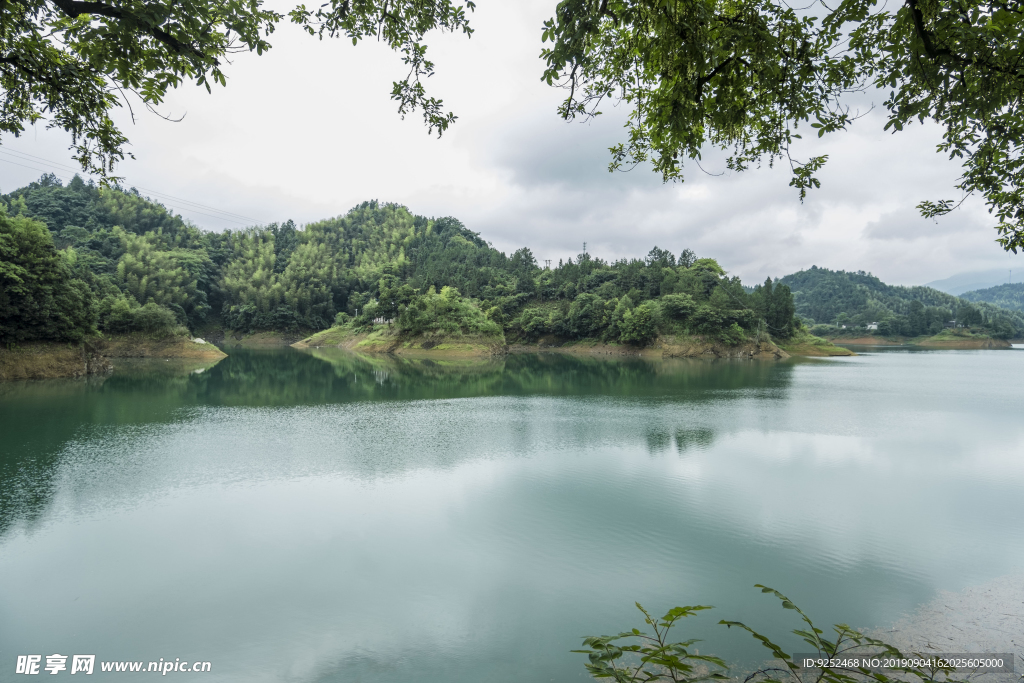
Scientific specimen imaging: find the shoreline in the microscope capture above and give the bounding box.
[293,328,504,359]
[0,341,111,381]
[829,334,1013,349]
[0,335,226,382]
[293,327,848,360]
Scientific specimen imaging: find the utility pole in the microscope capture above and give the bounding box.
[582,242,588,255]
[544,259,551,270]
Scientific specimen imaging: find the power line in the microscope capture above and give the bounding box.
[0,148,263,225]
[0,149,81,174]
[0,148,262,223]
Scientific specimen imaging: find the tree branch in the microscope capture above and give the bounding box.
[49,0,212,63]
[696,57,735,103]
[905,0,952,59]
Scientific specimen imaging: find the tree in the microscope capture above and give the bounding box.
[0,207,95,343]
[957,302,983,327]
[566,292,608,338]
[0,0,474,177]
[541,0,1024,252]
[661,293,697,321]
[752,277,796,338]
[619,300,659,344]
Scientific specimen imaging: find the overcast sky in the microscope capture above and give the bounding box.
[0,0,1019,286]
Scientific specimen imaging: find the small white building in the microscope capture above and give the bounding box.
[866,322,879,331]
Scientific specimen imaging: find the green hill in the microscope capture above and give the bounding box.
[1,174,806,353]
[960,282,1024,313]
[779,267,1024,339]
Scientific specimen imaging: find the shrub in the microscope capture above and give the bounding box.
[719,322,746,345]
[98,296,179,335]
[394,286,501,338]
[619,301,659,345]
[132,302,178,333]
[690,305,726,335]
[515,308,551,339]
[565,293,607,339]
[661,293,697,321]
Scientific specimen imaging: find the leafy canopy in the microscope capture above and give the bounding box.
[0,0,474,177]
[3,174,803,345]
[541,0,1024,252]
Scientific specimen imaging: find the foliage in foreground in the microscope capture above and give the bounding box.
[1,0,473,177]
[541,0,1024,252]
[578,586,965,683]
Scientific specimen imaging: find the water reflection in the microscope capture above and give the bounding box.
[0,349,794,537]
[2,348,1022,683]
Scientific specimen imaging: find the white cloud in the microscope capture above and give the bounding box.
[0,0,1019,286]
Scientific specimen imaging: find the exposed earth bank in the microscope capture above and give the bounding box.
[296,326,858,360]
[0,341,111,381]
[515,336,792,359]
[0,335,225,381]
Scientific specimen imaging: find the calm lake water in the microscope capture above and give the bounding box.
[2,347,1023,682]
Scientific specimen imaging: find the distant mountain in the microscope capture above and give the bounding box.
[779,266,1024,338]
[960,283,1024,313]
[925,269,1014,295]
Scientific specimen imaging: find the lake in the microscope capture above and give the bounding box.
[1,347,1022,682]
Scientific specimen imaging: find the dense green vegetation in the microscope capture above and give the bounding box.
[0,207,95,343]
[960,283,1024,314]
[1,174,800,348]
[780,267,1024,339]
[498,254,797,345]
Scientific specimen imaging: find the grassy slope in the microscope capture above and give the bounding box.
[94,333,227,359]
[775,331,856,356]
[294,325,506,358]
[915,329,1011,348]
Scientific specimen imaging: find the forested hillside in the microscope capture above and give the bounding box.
[1,174,797,348]
[780,267,1024,338]
[960,283,1024,314]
